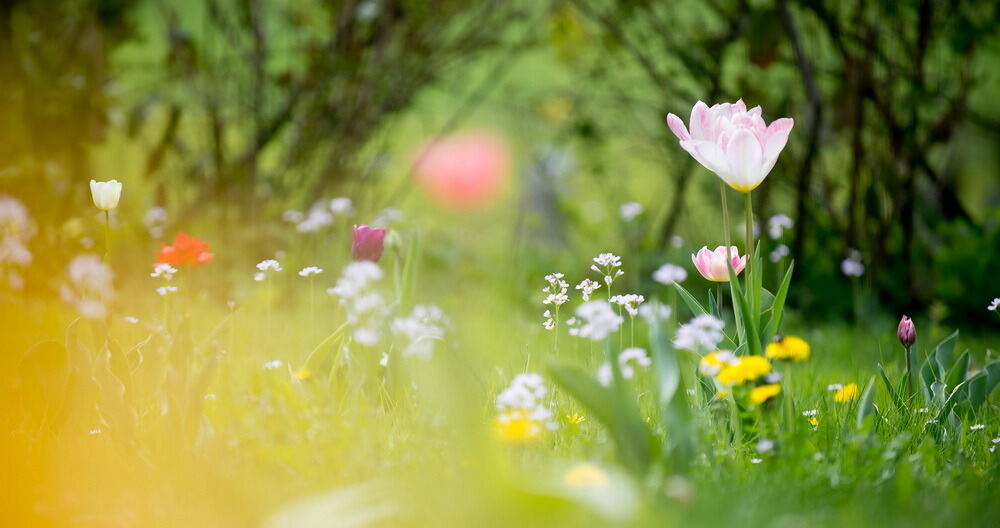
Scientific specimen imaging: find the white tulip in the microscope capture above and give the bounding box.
[89,179,122,211]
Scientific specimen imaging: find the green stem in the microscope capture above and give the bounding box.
[719,181,731,247]
[745,192,754,276]
[103,210,111,262]
[905,344,913,399]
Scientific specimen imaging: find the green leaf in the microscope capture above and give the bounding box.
[673,283,708,317]
[944,350,969,394]
[762,262,794,344]
[649,322,695,473]
[727,259,760,356]
[933,331,959,375]
[877,363,906,413]
[856,377,877,429]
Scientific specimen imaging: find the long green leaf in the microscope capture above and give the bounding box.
[877,363,906,413]
[856,377,877,430]
[762,261,794,344]
[673,283,708,317]
[944,350,969,393]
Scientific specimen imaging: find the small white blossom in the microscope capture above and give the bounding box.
[638,301,672,325]
[329,197,354,215]
[254,272,266,282]
[150,263,177,280]
[827,384,844,392]
[652,263,687,285]
[756,439,775,454]
[156,285,178,296]
[767,214,794,240]
[750,458,763,464]
[296,203,334,233]
[841,249,865,277]
[569,300,623,341]
[256,259,283,272]
[610,294,645,317]
[619,202,643,222]
[698,350,738,376]
[575,279,601,301]
[769,244,790,263]
[970,424,986,431]
[391,305,449,359]
[988,298,1000,312]
[124,316,139,324]
[263,360,284,370]
[298,266,323,277]
[496,373,555,429]
[802,409,818,417]
[764,372,782,383]
[673,314,725,352]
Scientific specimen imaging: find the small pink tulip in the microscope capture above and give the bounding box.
[352,225,386,262]
[897,315,916,347]
[667,100,793,193]
[413,132,507,209]
[691,246,746,282]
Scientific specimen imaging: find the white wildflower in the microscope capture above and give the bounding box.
[296,203,334,233]
[827,384,844,391]
[970,424,986,431]
[750,458,763,464]
[124,316,139,324]
[391,305,449,359]
[575,279,601,302]
[619,202,643,222]
[841,249,865,277]
[673,314,725,352]
[329,197,354,215]
[767,214,794,240]
[591,253,624,286]
[638,301,672,325]
[769,244,790,263]
[150,263,177,280]
[298,266,323,277]
[569,300,623,341]
[652,263,687,285]
[263,360,284,370]
[802,409,818,417]
[988,298,1000,312]
[610,294,645,317]
[496,373,555,429]
[156,285,178,296]
[256,259,282,272]
[756,439,775,454]
[254,272,266,282]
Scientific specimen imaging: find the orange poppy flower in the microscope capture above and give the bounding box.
[156,232,214,267]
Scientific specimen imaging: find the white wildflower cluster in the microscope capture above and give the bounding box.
[638,301,672,325]
[327,262,388,346]
[283,197,353,233]
[610,294,645,317]
[60,254,114,319]
[569,300,623,341]
[970,424,986,431]
[542,273,570,306]
[767,214,794,240]
[674,314,725,353]
[756,439,775,454]
[391,305,449,359]
[698,350,737,376]
[619,202,643,222]
[988,298,999,312]
[769,244,790,263]
[143,206,168,238]
[263,359,284,370]
[255,259,282,281]
[591,253,624,286]
[841,249,865,277]
[150,262,177,280]
[827,384,844,392]
[652,263,687,285]
[156,285,178,297]
[802,409,818,417]
[298,266,323,278]
[597,347,652,386]
[575,278,601,302]
[0,195,35,289]
[373,207,403,228]
[495,373,555,430]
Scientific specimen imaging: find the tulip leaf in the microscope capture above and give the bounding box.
[877,363,906,413]
[762,261,794,345]
[933,330,959,375]
[855,377,877,430]
[673,283,708,318]
[944,350,969,394]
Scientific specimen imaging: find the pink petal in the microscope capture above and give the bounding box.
[683,140,729,177]
[760,118,794,175]
[723,129,764,191]
[689,101,712,141]
[666,113,691,141]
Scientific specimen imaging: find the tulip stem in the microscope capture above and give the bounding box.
[103,210,111,263]
[744,192,754,275]
[905,344,913,399]
[719,181,731,247]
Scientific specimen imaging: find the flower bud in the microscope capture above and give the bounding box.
[89,179,122,211]
[352,224,386,262]
[897,315,916,347]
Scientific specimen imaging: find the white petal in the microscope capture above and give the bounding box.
[723,129,764,191]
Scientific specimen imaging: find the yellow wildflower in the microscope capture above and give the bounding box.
[808,417,819,427]
[564,462,609,488]
[565,412,586,425]
[749,383,782,405]
[494,410,543,443]
[295,367,313,381]
[765,335,811,362]
[833,383,860,402]
[699,350,737,376]
[717,355,772,386]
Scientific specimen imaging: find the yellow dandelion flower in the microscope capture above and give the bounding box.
[808,417,819,427]
[717,355,772,386]
[564,462,609,488]
[699,350,736,376]
[494,410,543,443]
[714,390,730,400]
[565,412,586,425]
[750,383,782,405]
[765,335,811,362]
[833,383,860,402]
[295,367,313,381]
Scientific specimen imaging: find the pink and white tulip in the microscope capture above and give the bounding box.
[667,100,793,193]
[691,246,746,282]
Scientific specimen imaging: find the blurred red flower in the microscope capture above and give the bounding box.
[413,132,507,209]
[156,232,214,267]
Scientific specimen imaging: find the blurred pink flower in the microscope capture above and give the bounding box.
[667,100,793,193]
[413,132,507,208]
[352,224,386,262]
[691,245,746,282]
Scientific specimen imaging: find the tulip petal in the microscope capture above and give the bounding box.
[689,101,712,141]
[666,113,691,141]
[761,118,794,175]
[682,140,729,179]
[723,129,764,192]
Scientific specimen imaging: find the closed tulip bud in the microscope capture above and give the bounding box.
[897,315,916,346]
[90,179,122,211]
[352,224,386,262]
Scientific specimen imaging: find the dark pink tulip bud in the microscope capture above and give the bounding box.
[352,224,386,262]
[897,315,916,347]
